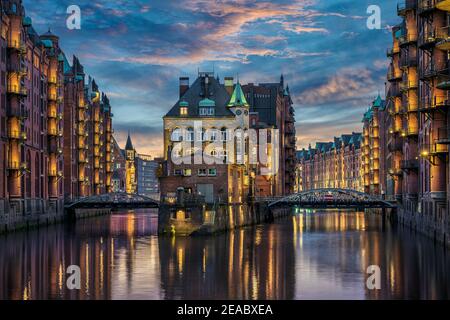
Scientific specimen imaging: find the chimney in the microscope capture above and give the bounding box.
[179,77,189,98]
[225,77,234,95]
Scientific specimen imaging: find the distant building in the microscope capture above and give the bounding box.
[136,153,160,197]
[243,76,296,196]
[296,132,363,192]
[124,133,137,194]
[111,136,126,192]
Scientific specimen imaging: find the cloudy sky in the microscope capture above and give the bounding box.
[23,0,399,156]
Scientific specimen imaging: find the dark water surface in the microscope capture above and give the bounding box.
[0,209,448,300]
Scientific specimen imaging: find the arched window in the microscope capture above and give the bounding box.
[221,128,229,141]
[186,127,194,142]
[171,128,182,142]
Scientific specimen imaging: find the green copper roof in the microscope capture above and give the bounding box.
[228,82,249,108]
[41,39,53,48]
[199,98,215,107]
[373,94,382,108]
[179,100,189,107]
[23,17,32,27]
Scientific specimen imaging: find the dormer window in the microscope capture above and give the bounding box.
[199,107,215,116]
[180,107,188,116]
[179,100,189,116]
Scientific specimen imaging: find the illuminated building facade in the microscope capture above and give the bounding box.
[362,95,388,196]
[0,1,113,229]
[296,132,363,192]
[243,76,296,196]
[159,72,250,204]
[0,0,65,224]
[62,57,113,200]
[124,133,136,194]
[384,0,449,245]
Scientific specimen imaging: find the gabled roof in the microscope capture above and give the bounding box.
[165,75,234,118]
[228,82,249,108]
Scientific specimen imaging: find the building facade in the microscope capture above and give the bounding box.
[243,76,296,196]
[159,72,252,205]
[0,0,65,224]
[0,0,113,230]
[296,132,363,192]
[362,95,388,196]
[136,153,160,198]
[382,0,449,245]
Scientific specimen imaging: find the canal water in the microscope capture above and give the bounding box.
[0,209,448,300]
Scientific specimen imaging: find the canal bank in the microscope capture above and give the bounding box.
[158,196,290,236]
[0,198,111,234]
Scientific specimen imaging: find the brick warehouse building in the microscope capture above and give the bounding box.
[296,132,363,192]
[0,0,113,229]
[380,0,450,245]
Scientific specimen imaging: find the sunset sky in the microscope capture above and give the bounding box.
[23,0,400,157]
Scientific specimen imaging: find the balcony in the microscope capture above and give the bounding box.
[400,80,418,91]
[403,101,418,112]
[48,129,62,137]
[398,1,418,15]
[400,55,417,69]
[49,170,63,177]
[8,63,27,76]
[7,161,27,171]
[388,167,403,176]
[435,26,450,50]
[401,159,419,171]
[7,84,27,96]
[8,130,27,141]
[420,64,448,79]
[387,68,402,82]
[418,0,436,14]
[386,47,400,57]
[419,96,450,113]
[398,33,418,47]
[436,127,450,144]
[48,76,58,85]
[405,126,419,137]
[436,0,450,11]
[421,143,448,157]
[7,40,27,54]
[388,137,404,152]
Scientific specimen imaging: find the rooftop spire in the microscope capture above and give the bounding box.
[125,131,134,150]
[228,81,249,108]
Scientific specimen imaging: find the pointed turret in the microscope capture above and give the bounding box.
[125,132,134,151]
[227,82,249,108]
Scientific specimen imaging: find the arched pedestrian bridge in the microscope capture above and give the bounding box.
[65,193,160,210]
[268,189,396,209]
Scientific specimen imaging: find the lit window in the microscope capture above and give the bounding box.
[183,169,192,177]
[180,107,188,116]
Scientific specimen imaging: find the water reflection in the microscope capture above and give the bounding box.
[0,209,448,300]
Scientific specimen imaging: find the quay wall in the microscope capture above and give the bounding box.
[158,201,290,236]
[0,198,64,234]
[0,198,111,234]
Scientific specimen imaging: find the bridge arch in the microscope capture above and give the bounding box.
[65,192,160,210]
[269,189,396,209]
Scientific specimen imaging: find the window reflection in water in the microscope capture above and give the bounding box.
[0,209,448,300]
